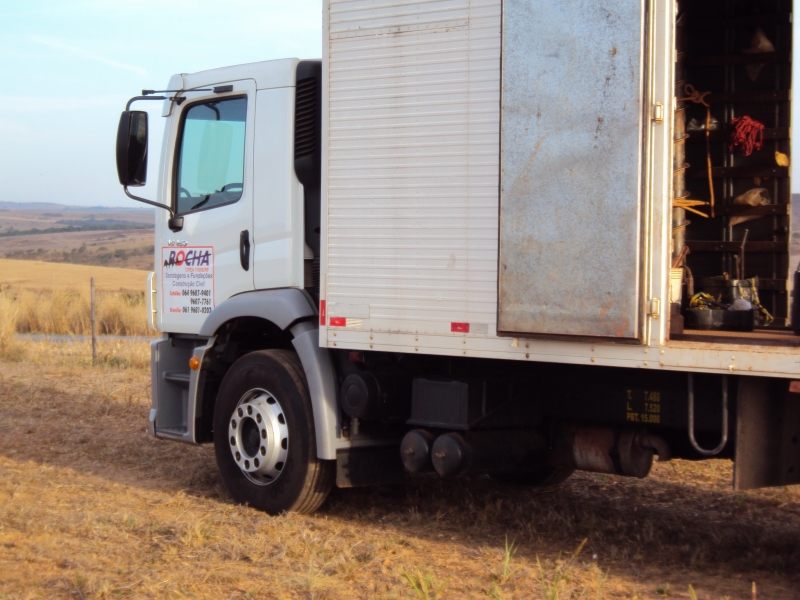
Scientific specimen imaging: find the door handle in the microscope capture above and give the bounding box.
[240,230,250,271]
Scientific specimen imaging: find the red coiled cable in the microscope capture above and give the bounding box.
[729,116,765,156]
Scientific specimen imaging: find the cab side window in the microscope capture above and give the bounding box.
[174,97,246,215]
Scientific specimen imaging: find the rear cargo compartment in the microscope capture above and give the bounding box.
[669,0,793,344]
[322,0,800,377]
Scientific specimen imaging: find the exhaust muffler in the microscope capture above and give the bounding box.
[549,423,671,479]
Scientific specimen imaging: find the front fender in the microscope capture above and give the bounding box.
[199,288,317,336]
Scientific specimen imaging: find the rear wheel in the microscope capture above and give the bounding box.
[213,349,334,514]
[492,465,574,487]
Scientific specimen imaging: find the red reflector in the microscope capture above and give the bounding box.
[451,322,470,333]
[790,381,800,394]
[319,300,326,326]
[330,317,346,327]
[349,351,364,362]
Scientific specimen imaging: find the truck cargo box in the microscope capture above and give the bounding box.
[320,0,798,379]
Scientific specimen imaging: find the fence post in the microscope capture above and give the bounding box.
[90,277,97,366]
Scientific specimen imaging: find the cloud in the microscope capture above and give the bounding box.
[30,35,147,76]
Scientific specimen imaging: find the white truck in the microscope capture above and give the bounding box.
[116,0,800,514]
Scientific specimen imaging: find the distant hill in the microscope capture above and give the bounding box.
[0,201,153,213]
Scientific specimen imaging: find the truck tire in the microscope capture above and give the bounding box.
[213,349,335,515]
[492,466,574,488]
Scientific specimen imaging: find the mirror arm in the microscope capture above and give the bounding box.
[124,186,174,218]
[126,90,213,110]
[126,95,167,110]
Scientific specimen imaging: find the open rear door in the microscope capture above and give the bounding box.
[498,1,649,340]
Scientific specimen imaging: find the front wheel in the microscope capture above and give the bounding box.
[213,350,334,514]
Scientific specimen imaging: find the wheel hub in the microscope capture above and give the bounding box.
[228,388,289,485]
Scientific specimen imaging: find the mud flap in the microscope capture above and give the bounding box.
[734,377,800,490]
[336,446,406,488]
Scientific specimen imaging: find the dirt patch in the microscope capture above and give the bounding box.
[0,207,155,270]
[0,351,799,599]
[0,230,155,270]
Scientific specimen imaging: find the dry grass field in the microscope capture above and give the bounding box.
[0,260,151,338]
[0,338,799,599]
[0,259,149,292]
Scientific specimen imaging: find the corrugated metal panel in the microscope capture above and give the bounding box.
[326,0,501,335]
[497,0,647,339]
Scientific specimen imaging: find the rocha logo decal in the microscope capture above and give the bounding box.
[163,249,212,268]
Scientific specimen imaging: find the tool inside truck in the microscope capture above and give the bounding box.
[669,0,795,344]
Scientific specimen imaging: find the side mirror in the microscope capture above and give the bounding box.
[116,110,148,187]
[168,216,184,232]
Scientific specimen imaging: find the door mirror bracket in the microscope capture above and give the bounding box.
[123,187,175,218]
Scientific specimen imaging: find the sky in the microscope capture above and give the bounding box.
[0,0,322,208]
[0,2,797,209]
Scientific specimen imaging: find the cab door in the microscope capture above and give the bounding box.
[157,80,256,334]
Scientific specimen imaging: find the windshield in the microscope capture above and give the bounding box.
[175,97,246,214]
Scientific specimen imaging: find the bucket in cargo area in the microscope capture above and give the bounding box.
[696,276,772,327]
[698,276,759,304]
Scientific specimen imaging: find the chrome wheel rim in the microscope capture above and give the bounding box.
[228,388,289,486]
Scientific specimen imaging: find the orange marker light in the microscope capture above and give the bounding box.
[189,357,201,370]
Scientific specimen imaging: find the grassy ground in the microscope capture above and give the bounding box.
[0,340,799,599]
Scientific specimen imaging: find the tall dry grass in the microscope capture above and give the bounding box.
[0,290,24,360]
[1,286,150,336]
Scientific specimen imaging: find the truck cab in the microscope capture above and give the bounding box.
[149,59,320,333]
[118,59,342,514]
